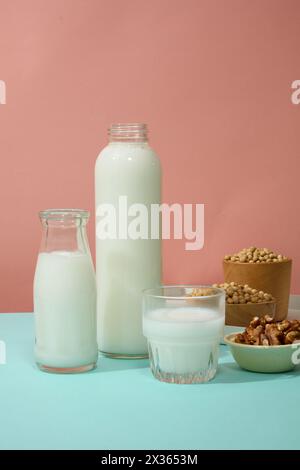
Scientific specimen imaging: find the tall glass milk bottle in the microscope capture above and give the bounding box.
[95,123,161,358]
[34,209,98,373]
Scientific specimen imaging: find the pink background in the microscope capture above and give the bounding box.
[0,0,299,312]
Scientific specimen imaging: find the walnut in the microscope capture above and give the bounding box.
[235,333,246,344]
[260,334,269,346]
[277,320,291,332]
[249,316,260,328]
[265,315,274,324]
[265,324,283,345]
[284,331,300,345]
[287,320,300,332]
[234,315,300,346]
[245,325,263,345]
[260,315,274,327]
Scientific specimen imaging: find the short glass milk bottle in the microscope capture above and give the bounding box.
[34,209,98,373]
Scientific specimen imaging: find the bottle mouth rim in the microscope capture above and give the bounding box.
[108,123,148,141]
[109,123,147,132]
[39,209,90,220]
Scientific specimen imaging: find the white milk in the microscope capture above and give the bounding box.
[95,134,161,357]
[143,307,224,374]
[34,251,98,369]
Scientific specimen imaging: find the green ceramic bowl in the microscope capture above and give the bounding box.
[224,332,298,373]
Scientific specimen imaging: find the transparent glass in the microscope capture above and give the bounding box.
[143,286,225,384]
[96,123,161,359]
[108,123,148,142]
[34,209,98,373]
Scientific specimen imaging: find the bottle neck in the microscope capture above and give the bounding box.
[108,123,148,143]
[39,209,90,254]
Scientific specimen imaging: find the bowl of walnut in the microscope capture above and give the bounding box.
[224,315,300,373]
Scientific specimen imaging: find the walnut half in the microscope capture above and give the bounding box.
[234,316,300,346]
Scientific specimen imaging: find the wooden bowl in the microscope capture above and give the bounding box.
[223,259,292,321]
[225,300,276,327]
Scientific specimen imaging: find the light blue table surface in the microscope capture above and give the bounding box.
[0,313,299,450]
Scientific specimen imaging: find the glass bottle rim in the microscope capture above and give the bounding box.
[109,123,147,132]
[39,209,90,220]
[108,123,148,142]
[143,285,225,300]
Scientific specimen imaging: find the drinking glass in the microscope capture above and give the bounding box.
[143,285,225,384]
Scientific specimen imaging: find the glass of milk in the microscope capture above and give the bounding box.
[143,286,225,384]
[34,209,98,373]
